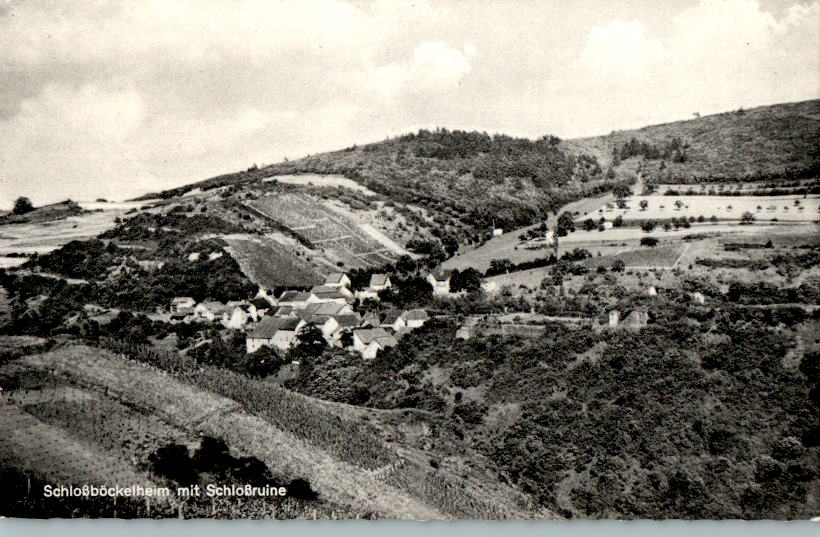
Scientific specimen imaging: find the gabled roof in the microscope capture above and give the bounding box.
[275,305,295,316]
[314,302,349,315]
[324,272,348,284]
[333,315,360,329]
[371,335,398,349]
[312,285,353,295]
[306,314,336,326]
[429,269,453,282]
[311,290,347,300]
[353,327,390,345]
[394,327,413,340]
[402,309,429,321]
[199,301,227,312]
[249,316,301,339]
[362,312,382,325]
[381,311,403,324]
[278,291,311,302]
[369,273,391,287]
[171,296,195,304]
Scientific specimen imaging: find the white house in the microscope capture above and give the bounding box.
[401,309,429,329]
[362,336,398,359]
[277,291,314,309]
[355,289,381,302]
[351,327,390,352]
[492,228,504,236]
[246,317,304,353]
[380,311,406,332]
[305,315,340,344]
[323,272,352,288]
[170,297,196,312]
[223,307,250,330]
[302,302,355,317]
[194,301,228,322]
[426,270,453,296]
[368,274,392,291]
[308,285,353,304]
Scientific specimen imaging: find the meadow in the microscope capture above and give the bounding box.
[594,194,818,222]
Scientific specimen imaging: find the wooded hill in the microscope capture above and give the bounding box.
[563,99,820,184]
[135,99,819,229]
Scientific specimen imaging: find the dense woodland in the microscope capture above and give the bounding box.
[284,298,818,519]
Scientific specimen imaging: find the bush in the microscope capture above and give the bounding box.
[640,237,659,247]
[12,197,34,215]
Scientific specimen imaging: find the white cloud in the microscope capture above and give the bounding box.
[0,0,817,207]
[578,19,664,82]
[365,41,475,98]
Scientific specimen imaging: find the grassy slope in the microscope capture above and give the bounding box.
[563,99,820,181]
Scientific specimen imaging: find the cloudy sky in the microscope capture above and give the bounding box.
[1,0,818,208]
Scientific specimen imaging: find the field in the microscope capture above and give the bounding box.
[582,243,687,269]
[1,343,542,519]
[246,193,395,268]
[264,174,379,196]
[591,194,819,222]
[0,202,150,268]
[222,234,323,288]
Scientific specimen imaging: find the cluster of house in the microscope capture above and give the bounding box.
[169,271,430,359]
[168,297,264,329]
[248,272,430,359]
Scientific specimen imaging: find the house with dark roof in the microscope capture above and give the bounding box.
[369,273,392,291]
[351,328,389,352]
[350,327,398,358]
[401,309,429,329]
[380,311,406,332]
[426,270,453,296]
[308,285,353,304]
[194,301,228,321]
[246,317,304,353]
[362,335,398,359]
[323,272,351,288]
[277,291,314,308]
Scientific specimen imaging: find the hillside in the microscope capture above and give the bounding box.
[563,99,820,184]
[137,130,624,234]
[0,200,85,225]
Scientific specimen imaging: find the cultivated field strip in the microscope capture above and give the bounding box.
[246,193,394,267]
[21,346,444,519]
[0,400,163,495]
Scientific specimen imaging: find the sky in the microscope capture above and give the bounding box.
[0,0,818,208]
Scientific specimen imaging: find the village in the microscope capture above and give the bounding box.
[165,270,452,359]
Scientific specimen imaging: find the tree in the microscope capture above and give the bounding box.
[582,219,597,232]
[611,259,626,272]
[639,200,649,211]
[451,267,482,292]
[440,234,460,257]
[557,212,575,236]
[12,197,34,215]
[293,325,326,359]
[613,215,623,228]
[740,212,756,225]
[641,221,656,233]
[488,258,514,276]
[612,184,632,200]
[674,200,684,210]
